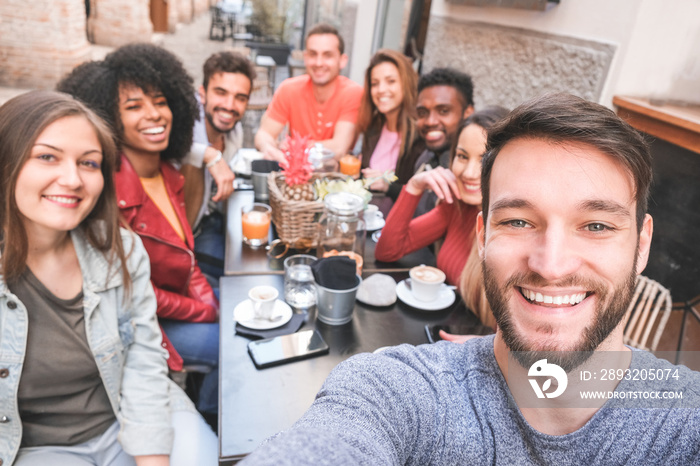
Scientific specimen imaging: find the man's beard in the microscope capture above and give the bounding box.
[205,107,239,134]
[482,258,638,373]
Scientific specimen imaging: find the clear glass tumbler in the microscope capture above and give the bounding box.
[284,254,318,310]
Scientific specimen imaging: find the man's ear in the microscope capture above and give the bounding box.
[463,105,474,119]
[198,85,206,105]
[635,214,653,275]
[339,53,349,70]
[476,211,486,259]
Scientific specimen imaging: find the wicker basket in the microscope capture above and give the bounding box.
[267,171,345,249]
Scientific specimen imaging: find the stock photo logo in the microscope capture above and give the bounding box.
[528,359,568,399]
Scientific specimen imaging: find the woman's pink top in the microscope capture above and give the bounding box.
[375,187,479,285]
[368,125,400,172]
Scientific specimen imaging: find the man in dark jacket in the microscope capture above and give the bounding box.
[385,68,474,216]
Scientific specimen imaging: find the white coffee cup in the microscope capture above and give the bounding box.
[409,265,446,301]
[248,285,279,320]
[364,204,383,225]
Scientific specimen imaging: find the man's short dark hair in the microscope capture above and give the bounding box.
[418,68,474,110]
[306,23,344,54]
[481,93,652,232]
[202,51,256,90]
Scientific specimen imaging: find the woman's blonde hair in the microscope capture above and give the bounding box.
[459,239,495,329]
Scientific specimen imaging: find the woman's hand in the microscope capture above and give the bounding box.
[405,166,461,204]
[438,330,481,344]
[361,168,389,192]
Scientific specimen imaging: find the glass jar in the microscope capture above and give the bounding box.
[317,192,366,271]
[308,143,338,172]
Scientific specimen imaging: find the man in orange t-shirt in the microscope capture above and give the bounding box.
[255,23,363,162]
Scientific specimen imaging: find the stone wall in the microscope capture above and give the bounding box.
[89,0,153,46]
[422,17,616,109]
[0,0,91,89]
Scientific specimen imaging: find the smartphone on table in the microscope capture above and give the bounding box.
[248,329,330,369]
[425,324,494,344]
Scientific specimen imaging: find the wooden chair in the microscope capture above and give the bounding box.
[623,275,673,351]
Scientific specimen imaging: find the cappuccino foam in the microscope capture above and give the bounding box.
[411,266,445,283]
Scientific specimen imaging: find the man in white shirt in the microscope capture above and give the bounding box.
[181,51,256,281]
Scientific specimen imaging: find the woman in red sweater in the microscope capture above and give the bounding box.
[375,107,508,285]
[57,44,220,418]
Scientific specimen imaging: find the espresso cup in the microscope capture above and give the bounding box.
[364,204,383,225]
[248,285,279,320]
[409,265,446,302]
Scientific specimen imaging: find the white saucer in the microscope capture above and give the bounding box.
[233,299,293,330]
[365,217,385,231]
[371,230,382,242]
[395,280,456,311]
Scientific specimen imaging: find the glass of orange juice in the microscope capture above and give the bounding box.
[241,203,271,247]
[339,154,361,177]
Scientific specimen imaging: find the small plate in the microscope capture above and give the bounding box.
[371,230,382,242]
[395,279,455,311]
[365,217,385,231]
[234,299,293,330]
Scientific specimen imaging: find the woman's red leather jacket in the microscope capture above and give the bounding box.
[114,154,219,370]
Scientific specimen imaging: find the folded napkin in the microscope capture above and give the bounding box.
[311,256,359,290]
[235,313,306,340]
[356,273,397,307]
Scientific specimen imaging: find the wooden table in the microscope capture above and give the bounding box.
[217,273,477,464]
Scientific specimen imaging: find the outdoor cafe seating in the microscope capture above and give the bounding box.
[215,150,483,463]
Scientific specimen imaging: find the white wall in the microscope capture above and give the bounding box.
[429,0,700,107]
[349,0,379,83]
[617,0,700,104]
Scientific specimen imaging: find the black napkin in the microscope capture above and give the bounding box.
[310,256,359,290]
[235,313,306,340]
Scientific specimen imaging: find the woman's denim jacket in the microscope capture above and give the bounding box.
[0,227,194,465]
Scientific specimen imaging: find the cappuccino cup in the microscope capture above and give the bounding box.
[249,285,279,320]
[409,265,446,301]
[364,204,383,225]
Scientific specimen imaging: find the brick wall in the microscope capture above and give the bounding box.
[0,0,91,89]
[90,0,153,46]
[194,0,212,16]
[167,0,179,33]
[178,0,193,23]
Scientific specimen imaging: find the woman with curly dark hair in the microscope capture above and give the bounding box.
[57,44,221,422]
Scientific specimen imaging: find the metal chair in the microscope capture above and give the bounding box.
[623,275,673,351]
[209,6,234,41]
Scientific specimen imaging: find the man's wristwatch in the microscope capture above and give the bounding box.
[205,150,223,168]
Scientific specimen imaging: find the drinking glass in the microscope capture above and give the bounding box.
[339,154,361,177]
[241,203,271,247]
[284,254,317,310]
